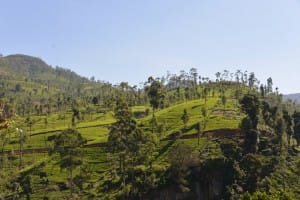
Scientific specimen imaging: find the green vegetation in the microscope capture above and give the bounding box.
[0,54,300,199]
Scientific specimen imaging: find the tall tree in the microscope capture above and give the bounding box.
[283,110,293,147]
[248,72,256,89]
[16,127,27,168]
[274,117,285,154]
[203,87,209,104]
[240,94,260,153]
[240,94,260,129]
[201,107,207,131]
[107,98,136,173]
[235,70,242,83]
[234,88,243,107]
[181,109,189,129]
[267,77,273,94]
[145,77,165,133]
[215,72,221,82]
[189,68,198,87]
[106,97,158,197]
[49,128,86,197]
[292,111,300,145]
[221,95,227,114]
[196,121,201,145]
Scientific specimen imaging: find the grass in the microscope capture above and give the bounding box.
[0,86,250,199]
[3,111,113,151]
[78,126,109,144]
[29,111,115,135]
[4,125,109,151]
[140,96,243,138]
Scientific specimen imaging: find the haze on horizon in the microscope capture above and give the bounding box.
[0,0,300,94]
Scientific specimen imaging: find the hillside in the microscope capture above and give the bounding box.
[0,54,118,117]
[0,61,300,199]
[0,54,52,77]
[0,54,89,84]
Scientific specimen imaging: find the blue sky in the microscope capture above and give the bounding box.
[0,0,300,94]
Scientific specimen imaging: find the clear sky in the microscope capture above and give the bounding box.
[0,0,299,94]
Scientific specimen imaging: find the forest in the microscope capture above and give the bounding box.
[1,54,300,200]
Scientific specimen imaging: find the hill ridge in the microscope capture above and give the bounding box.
[283,93,300,102]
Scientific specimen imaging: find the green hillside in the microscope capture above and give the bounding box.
[0,54,88,84]
[0,55,300,199]
[0,54,122,120]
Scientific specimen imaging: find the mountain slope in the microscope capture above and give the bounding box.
[0,54,102,98]
[283,93,300,103]
[0,54,89,84]
[0,54,116,116]
[0,54,51,77]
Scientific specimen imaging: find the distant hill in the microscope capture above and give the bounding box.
[0,54,115,107]
[283,93,300,103]
[0,53,121,118]
[0,54,89,84]
[0,54,51,77]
